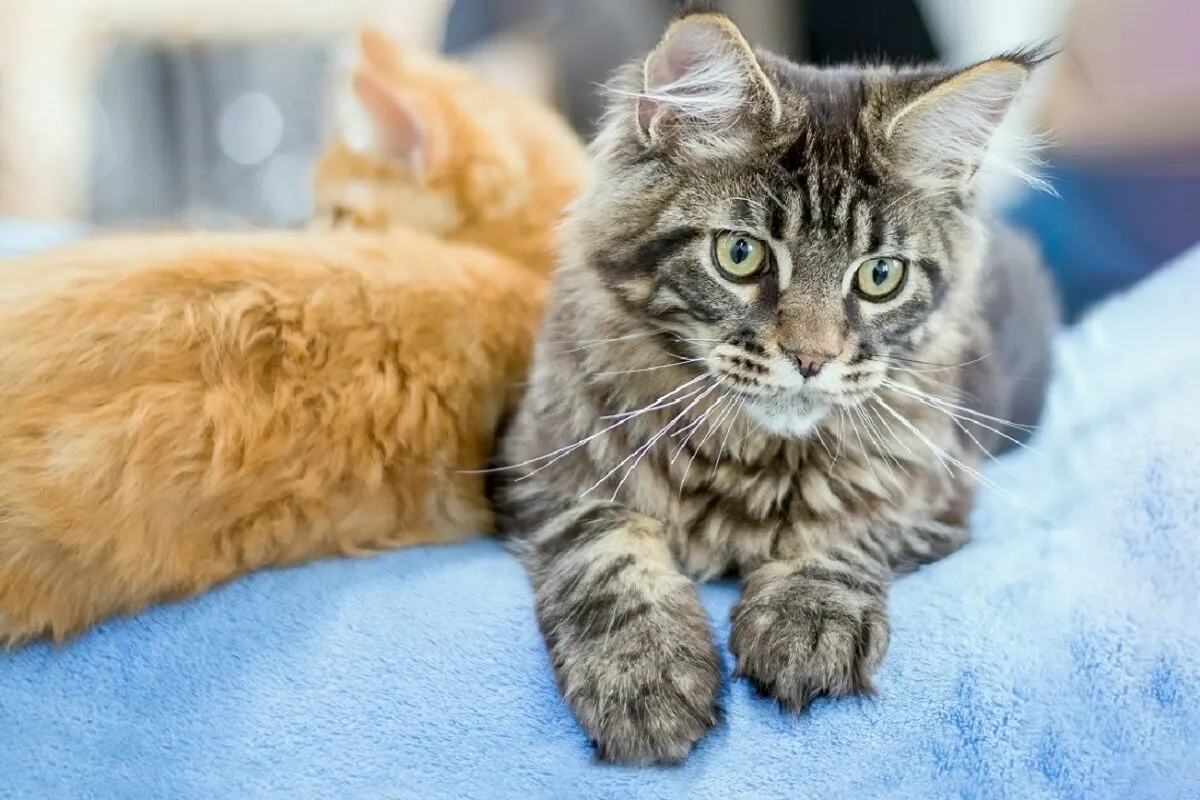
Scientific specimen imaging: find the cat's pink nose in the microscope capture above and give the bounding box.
[793,352,834,379]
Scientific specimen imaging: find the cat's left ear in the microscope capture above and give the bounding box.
[636,13,781,159]
[359,27,404,76]
[886,53,1044,190]
[341,68,441,181]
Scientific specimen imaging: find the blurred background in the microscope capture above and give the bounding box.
[0,0,1196,319]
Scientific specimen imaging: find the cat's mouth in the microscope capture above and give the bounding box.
[703,363,886,440]
[740,394,831,440]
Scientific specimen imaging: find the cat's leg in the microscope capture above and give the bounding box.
[729,519,966,710]
[520,500,721,765]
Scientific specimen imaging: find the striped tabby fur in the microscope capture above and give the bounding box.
[493,11,1059,765]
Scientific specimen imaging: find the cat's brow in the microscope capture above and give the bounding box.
[726,197,767,230]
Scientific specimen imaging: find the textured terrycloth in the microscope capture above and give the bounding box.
[2,236,1200,800]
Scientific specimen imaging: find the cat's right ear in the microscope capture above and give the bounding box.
[341,68,439,181]
[636,13,781,159]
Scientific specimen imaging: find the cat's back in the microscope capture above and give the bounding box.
[0,228,545,560]
[0,228,545,418]
[1,228,522,300]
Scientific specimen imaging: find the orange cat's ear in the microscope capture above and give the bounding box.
[359,27,404,76]
[343,68,439,180]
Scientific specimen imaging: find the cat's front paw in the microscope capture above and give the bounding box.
[729,561,890,711]
[552,603,721,765]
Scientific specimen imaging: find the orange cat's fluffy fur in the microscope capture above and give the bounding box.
[0,30,586,646]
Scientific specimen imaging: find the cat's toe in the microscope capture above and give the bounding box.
[587,672,720,765]
[562,633,721,765]
[730,579,889,712]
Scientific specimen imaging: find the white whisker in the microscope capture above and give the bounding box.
[874,396,1053,523]
[558,331,658,353]
[857,403,910,481]
[832,410,846,470]
[874,396,954,477]
[847,405,885,493]
[671,394,728,464]
[680,392,738,493]
[601,372,711,421]
[882,376,1031,430]
[892,367,974,400]
[587,382,721,501]
[729,196,769,215]
[596,357,705,377]
[480,373,711,477]
[883,385,1049,488]
[812,424,834,460]
[866,402,916,463]
[755,175,788,215]
[709,396,746,482]
[887,352,994,373]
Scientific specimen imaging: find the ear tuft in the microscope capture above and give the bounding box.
[635,13,779,158]
[887,58,1037,191]
[341,69,427,178]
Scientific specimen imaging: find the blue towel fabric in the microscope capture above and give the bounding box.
[3,235,1200,800]
[0,220,88,260]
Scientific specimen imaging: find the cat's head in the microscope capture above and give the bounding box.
[311,28,587,274]
[571,11,1047,437]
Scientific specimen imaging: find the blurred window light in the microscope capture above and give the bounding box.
[217,91,284,166]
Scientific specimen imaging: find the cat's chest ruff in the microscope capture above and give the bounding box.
[609,404,950,578]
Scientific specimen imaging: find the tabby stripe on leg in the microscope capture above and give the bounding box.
[515,497,722,765]
[531,502,631,565]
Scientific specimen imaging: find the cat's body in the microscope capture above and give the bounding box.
[0,232,542,639]
[494,12,1059,764]
[0,31,586,646]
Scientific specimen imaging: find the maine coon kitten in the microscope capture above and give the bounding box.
[0,30,586,646]
[493,12,1059,764]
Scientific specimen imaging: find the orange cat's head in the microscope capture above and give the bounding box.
[311,29,587,276]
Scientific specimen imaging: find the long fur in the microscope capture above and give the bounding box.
[0,31,587,647]
[493,13,1059,766]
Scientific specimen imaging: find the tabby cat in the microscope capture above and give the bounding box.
[0,29,586,646]
[493,11,1059,764]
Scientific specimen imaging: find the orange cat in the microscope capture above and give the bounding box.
[0,30,586,646]
[311,28,584,275]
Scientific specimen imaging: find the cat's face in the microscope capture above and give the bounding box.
[310,29,586,273]
[608,175,957,438]
[310,35,472,235]
[576,13,1039,437]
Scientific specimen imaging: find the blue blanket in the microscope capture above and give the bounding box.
[3,232,1200,800]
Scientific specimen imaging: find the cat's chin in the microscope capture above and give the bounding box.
[745,401,829,440]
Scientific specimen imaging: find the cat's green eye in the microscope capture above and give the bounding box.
[713,232,768,280]
[854,256,907,301]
